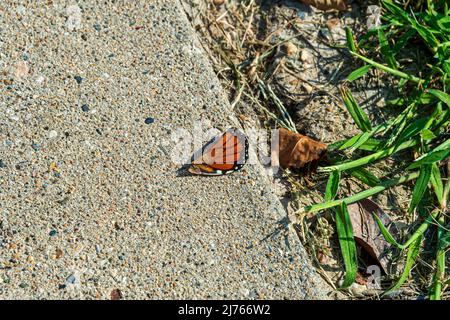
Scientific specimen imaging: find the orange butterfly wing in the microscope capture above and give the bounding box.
[188,128,248,175]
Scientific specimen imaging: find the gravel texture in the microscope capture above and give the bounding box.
[0,0,329,299]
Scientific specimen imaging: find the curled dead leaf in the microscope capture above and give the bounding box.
[347,199,399,273]
[277,127,327,169]
[299,0,348,11]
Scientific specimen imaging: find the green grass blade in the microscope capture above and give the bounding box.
[339,131,373,152]
[427,89,450,106]
[345,27,357,53]
[407,139,450,169]
[347,65,371,81]
[430,163,444,206]
[325,170,341,201]
[395,117,429,146]
[374,211,437,250]
[382,1,411,24]
[378,28,397,69]
[319,139,417,173]
[383,235,423,297]
[430,214,446,300]
[304,171,420,213]
[328,121,392,151]
[335,203,358,288]
[350,51,422,83]
[438,230,450,251]
[341,87,372,132]
[392,28,416,54]
[356,138,385,152]
[408,164,433,214]
[348,167,381,187]
[373,213,404,248]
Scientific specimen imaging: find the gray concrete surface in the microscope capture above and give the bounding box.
[0,0,330,299]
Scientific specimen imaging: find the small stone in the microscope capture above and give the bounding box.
[14,61,29,78]
[144,117,155,124]
[297,11,307,20]
[74,75,83,84]
[48,130,58,139]
[49,229,57,237]
[302,83,313,94]
[282,41,297,57]
[300,50,314,65]
[81,104,89,112]
[319,28,331,40]
[95,245,101,254]
[66,274,76,284]
[58,284,66,290]
[213,0,225,5]
[0,160,6,168]
[36,75,45,84]
[19,283,28,289]
[349,283,366,298]
[31,143,40,151]
[110,289,123,300]
[93,23,101,31]
[55,248,63,259]
[366,5,382,29]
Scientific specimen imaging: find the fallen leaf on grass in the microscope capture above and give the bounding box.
[277,127,327,169]
[347,199,399,273]
[299,0,348,11]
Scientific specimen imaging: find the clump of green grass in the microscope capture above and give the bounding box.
[303,0,449,298]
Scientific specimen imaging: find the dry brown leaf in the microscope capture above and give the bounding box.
[347,199,399,273]
[299,0,348,11]
[277,127,327,169]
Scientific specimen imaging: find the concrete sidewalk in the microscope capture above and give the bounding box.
[0,0,329,299]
